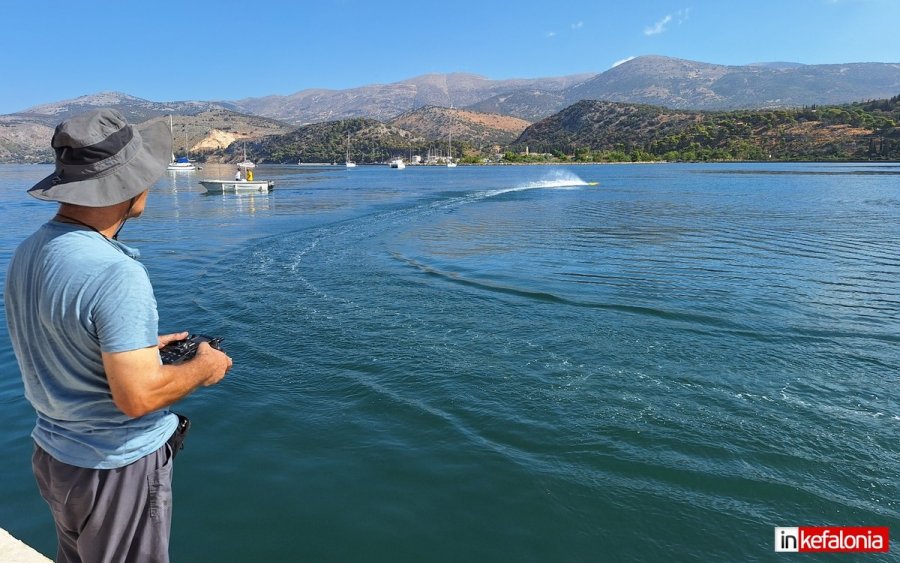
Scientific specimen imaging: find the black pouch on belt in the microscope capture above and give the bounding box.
[167,413,191,460]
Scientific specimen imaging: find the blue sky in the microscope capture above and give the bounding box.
[2,0,898,115]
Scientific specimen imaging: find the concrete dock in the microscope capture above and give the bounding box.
[0,528,52,562]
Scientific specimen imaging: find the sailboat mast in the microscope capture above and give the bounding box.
[446,106,456,166]
[169,115,175,160]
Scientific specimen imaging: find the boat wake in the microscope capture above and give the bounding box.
[481,171,596,199]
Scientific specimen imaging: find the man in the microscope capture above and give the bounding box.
[4,108,233,563]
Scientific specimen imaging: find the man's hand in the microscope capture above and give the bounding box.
[194,342,232,386]
[103,333,233,418]
[158,331,189,348]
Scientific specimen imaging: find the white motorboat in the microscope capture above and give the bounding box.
[389,158,406,169]
[200,179,275,194]
[202,142,271,193]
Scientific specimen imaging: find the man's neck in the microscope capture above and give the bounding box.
[55,203,129,239]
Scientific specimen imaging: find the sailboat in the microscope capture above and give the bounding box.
[236,142,255,170]
[166,115,197,172]
[446,108,457,167]
[344,132,356,168]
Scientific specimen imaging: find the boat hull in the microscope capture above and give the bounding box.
[200,180,275,193]
[167,163,196,172]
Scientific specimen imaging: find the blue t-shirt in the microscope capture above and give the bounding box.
[4,220,177,469]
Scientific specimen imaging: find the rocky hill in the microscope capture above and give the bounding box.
[0,118,55,163]
[0,105,293,164]
[142,110,293,155]
[11,92,234,126]
[515,100,698,153]
[247,118,425,164]
[388,106,531,148]
[466,89,568,122]
[513,96,900,161]
[232,105,533,164]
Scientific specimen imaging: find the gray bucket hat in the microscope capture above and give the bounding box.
[28,108,172,207]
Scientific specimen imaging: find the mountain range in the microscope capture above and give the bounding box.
[224,56,900,124]
[563,56,900,110]
[2,55,898,163]
[228,72,592,124]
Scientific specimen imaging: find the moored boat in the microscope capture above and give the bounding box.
[446,116,456,167]
[200,179,275,194]
[167,155,197,172]
[201,143,272,192]
[236,143,255,170]
[344,132,356,167]
[167,115,197,171]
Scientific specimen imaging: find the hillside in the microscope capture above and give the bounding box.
[0,107,293,164]
[142,110,293,156]
[0,118,55,163]
[466,89,568,121]
[13,92,234,126]
[513,96,900,161]
[388,106,531,148]
[233,105,535,164]
[246,118,426,164]
[516,101,698,154]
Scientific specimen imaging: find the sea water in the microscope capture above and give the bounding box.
[1,162,898,562]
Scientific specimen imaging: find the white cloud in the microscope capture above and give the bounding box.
[644,9,689,36]
[644,15,672,36]
[612,56,637,68]
[546,19,587,39]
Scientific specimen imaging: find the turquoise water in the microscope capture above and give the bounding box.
[1,163,898,561]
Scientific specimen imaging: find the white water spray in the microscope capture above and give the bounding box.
[480,170,595,198]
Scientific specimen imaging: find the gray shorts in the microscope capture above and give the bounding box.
[32,441,174,563]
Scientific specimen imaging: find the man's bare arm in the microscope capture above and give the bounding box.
[103,341,232,418]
